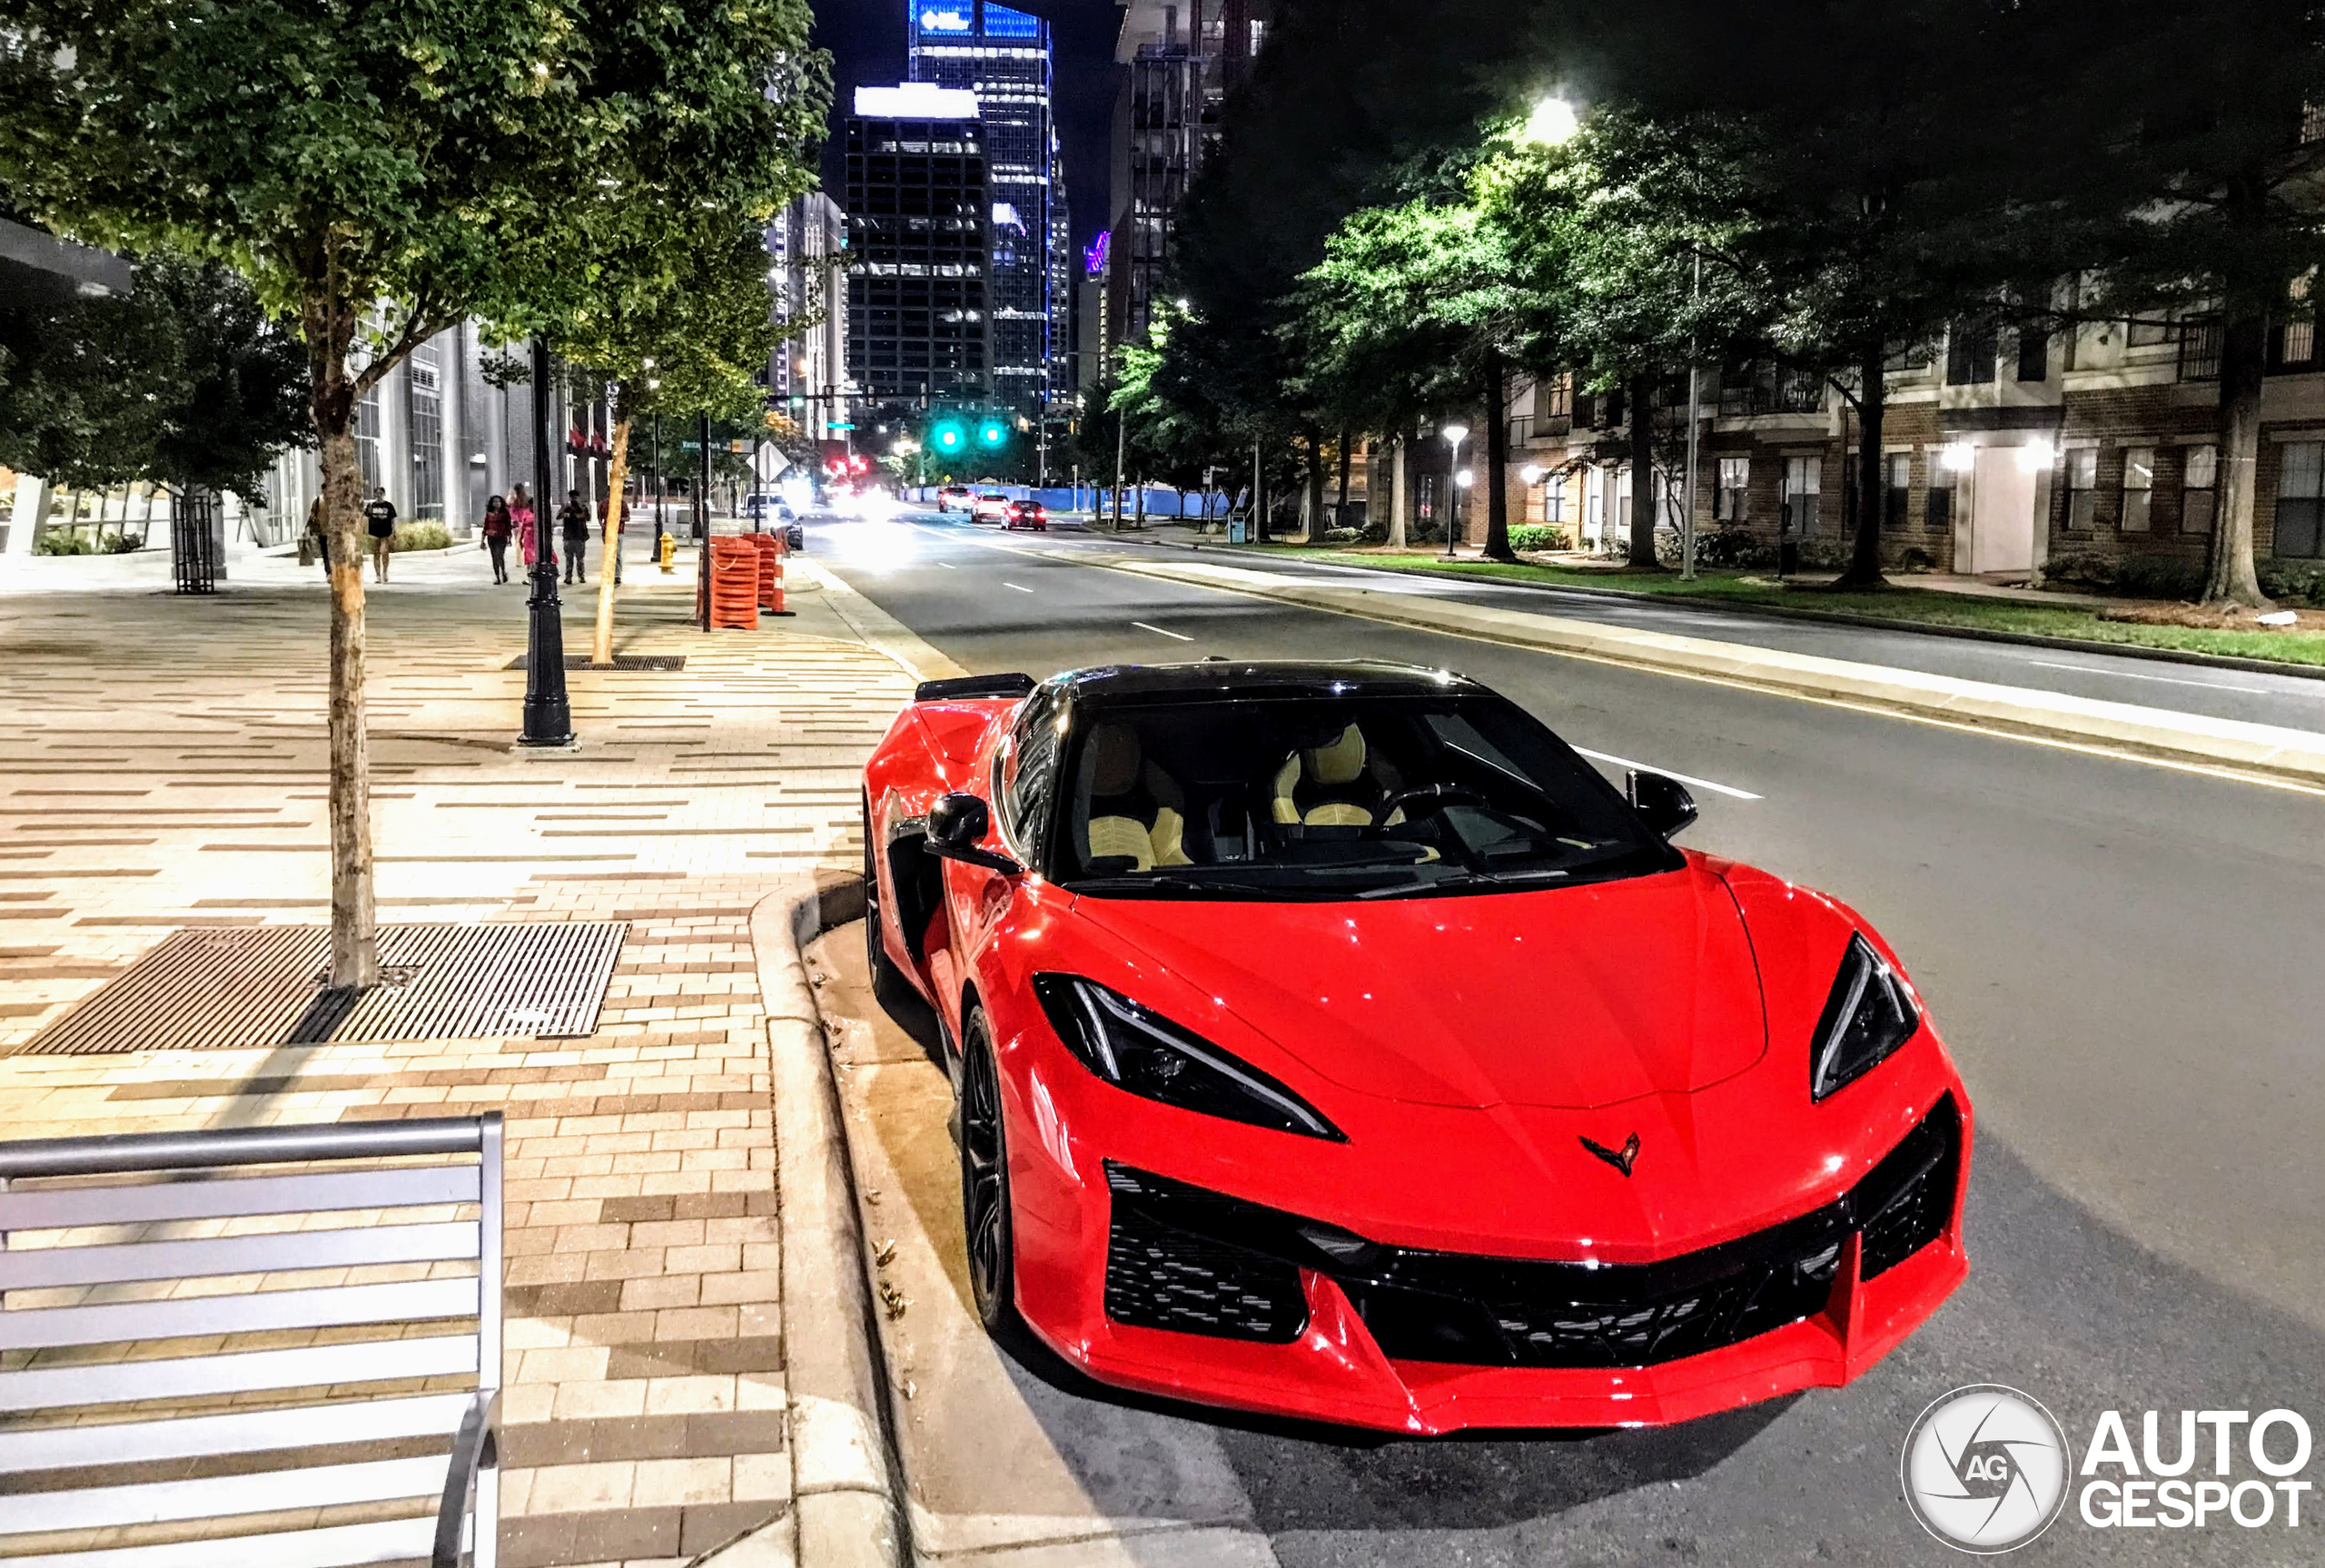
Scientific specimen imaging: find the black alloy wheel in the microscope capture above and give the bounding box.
[959,1007,1018,1333]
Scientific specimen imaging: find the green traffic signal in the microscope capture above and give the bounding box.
[978,419,1008,450]
[931,418,968,455]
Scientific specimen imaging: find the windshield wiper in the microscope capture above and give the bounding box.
[1355,867,1574,900]
[1065,874,1283,900]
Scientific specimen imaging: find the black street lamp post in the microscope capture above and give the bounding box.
[520,337,575,746]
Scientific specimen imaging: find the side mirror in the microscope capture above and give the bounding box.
[927,792,1023,875]
[1627,770,1699,841]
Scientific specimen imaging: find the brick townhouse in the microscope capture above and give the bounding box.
[1386,310,2325,579]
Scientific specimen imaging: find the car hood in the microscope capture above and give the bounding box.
[1067,866,1767,1111]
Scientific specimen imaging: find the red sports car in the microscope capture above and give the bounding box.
[861,662,1970,1435]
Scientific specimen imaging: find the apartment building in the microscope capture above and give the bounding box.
[844,84,992,419]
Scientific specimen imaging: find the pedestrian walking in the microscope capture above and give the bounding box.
[559,490,590,585]
[305,495,331,575]
[512,485,549,573]
[480,495,513,584]
[363,485,398,583]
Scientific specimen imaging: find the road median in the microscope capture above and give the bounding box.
[1082,552,2325,788]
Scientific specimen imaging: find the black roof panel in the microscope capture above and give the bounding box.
[1053,660,1485,705]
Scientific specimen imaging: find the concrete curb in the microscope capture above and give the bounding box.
[719,871,908,1568]
[1089,553,2325,788]
[1132,537,2325,685]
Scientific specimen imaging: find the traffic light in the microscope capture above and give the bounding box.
[930,417,969,458]
[977,417,1009,451]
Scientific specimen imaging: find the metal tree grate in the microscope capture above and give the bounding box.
[20,922,628,1055]
[506,655,688,672]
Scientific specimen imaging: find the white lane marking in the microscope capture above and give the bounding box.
[1004,582,1034,593]
[937,561,956,569]
[1571,748,1764,801]
[1132,621,1193,641]
[2027,659,2263,695]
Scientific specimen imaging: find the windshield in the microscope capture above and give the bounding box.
[1050,693,1677,900]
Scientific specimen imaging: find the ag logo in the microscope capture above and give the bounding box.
[1902,1385,2073,1553]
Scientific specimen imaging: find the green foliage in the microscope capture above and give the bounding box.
[2261,561,2325,608]
[0,250,308,501]
[388,522,454,553]
[1507,524,1563,552]
[33,528,93,555]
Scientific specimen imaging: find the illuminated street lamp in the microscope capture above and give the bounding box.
[1523,96,1579,147]
[1440,423,1470,560]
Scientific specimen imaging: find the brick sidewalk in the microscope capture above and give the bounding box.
[0,547,912,1567]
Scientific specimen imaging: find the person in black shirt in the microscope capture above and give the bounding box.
[559,491,590,584]
[363,487,398,583]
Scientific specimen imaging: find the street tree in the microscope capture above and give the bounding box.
[1536,0,2084,587]
[1297,194,1536,557]
[0,0,826,986]
[2058,0,2325,606]
[0,249,307,508]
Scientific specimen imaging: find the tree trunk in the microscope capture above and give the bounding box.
[1838,343,1889,588]
[1483,350,1516,561]
[1627,375,1659,568]
[1304,426,1325,542]
[2206,311,2271,608]
[306,304,377,991]
[1335,427,1353,532]
[593,416,630,666]
[1389,432,1410,549]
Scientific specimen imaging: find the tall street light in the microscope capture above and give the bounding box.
[519,338,574,746]
[1439,423,1470,561]
[1523,96,1579,147]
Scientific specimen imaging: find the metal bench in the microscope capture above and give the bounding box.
[0,1115,504,1567]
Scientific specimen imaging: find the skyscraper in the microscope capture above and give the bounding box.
[1108,1,1273,350]
[907,2,1060,420]
[844,84,991,413]
[766,192,848,450]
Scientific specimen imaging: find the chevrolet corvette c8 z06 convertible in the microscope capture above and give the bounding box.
[861,661,1970,1435]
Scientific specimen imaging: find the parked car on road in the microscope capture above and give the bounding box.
[863,662,1971,1435]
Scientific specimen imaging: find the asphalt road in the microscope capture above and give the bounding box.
[812,506,2325,1566]
[1030,517,2325,734]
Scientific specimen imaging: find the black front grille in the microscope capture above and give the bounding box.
[1099,1096,1961,1368]
[1104,1168,1309,1342]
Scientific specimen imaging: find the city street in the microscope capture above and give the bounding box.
[809,503,2325,1566]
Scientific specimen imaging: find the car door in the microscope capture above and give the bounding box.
[935,685,1063,1044]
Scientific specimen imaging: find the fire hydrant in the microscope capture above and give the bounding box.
[659,533,677,574]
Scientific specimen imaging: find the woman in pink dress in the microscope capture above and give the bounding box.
[511,485,544,571]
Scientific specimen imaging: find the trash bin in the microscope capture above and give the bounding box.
[1228,517,1249,545]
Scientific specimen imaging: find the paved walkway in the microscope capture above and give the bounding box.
[0,539,913,1567]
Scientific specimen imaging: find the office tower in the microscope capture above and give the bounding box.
[844,84,991,413]
[908,1,1058,419]
[1108,1,1273,350]
[767,192,849,446]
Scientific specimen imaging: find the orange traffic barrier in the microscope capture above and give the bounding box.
[706,537,760,630]
[748,533,791,615]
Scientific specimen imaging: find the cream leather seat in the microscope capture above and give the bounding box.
[1271,724,1400,827]
[1083,725,1192,873]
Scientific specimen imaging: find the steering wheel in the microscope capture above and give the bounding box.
[1380,784,1487,820]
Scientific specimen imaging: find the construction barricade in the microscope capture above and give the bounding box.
[701,537,761,630]
[747,532,791,616]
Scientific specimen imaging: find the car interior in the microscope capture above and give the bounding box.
[1053,697,1670,895]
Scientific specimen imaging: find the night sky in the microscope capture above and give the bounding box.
[811,0,1123,252]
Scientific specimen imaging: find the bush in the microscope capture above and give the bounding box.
[1322,526,1364,543]
[105,532,143,553]
[2043,550,2208,600]
[389,521,454,553]
[1507,524,1566,552]
[35,529,94,555]
[2260,559,2325,607]
[1692,527,1780,569]
[1894,546,1938,573]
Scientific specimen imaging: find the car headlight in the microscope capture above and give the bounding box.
[1810,933,1922,1101]
[1032,975,1346,1141]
